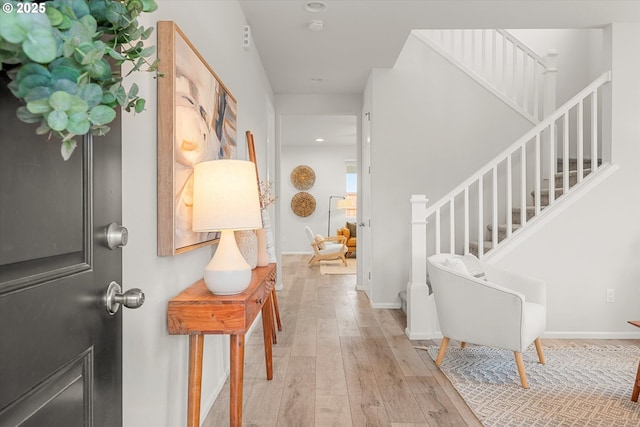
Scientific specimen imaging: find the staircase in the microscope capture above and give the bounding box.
[409,28,613,261]
[405,29,614,340]
[470,158,601,256]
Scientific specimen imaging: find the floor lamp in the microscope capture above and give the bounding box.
[327,195,346,236]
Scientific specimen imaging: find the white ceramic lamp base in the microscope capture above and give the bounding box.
[204,229,252,295]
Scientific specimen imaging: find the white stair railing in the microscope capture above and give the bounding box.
[415,29,558,123]
[412,71,611,261]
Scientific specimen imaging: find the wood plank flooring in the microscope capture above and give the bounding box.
[203,254,640,426]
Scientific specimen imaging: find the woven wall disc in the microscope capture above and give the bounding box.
[290,165,316,190]
[291,192,316,217]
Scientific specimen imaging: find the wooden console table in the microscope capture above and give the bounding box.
[168,264,277,427]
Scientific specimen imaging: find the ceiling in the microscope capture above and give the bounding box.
[280,114,357,146]
[238,0,640,147]
[238,0,640,96]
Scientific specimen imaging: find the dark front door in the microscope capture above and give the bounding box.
[0,69,123,426]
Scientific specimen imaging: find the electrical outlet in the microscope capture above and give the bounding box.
[606,288,615,303]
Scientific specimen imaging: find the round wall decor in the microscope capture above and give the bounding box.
[290,165,316,190]
[291,192,316,217]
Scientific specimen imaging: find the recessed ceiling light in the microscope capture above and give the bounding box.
[305,1,327,13]
[315,138,325,142]
[307,19,324,32]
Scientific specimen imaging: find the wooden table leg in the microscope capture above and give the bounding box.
[632,359,640,402]
[230,334,245,426]
[272,288,282,331]
[261,296,274,380]
[187,334,204,427]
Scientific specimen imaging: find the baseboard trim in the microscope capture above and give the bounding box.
[371,302,402,309]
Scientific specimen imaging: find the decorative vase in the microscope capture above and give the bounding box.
[261,209,277,263]
[234,230,258,269]
[256,228,269,267]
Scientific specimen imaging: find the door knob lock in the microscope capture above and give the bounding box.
[105,281,145,315]
[105,223,128,250]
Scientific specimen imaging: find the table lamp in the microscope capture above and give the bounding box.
[192,160,263,295]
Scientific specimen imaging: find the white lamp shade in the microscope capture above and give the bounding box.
[192,160,262,232]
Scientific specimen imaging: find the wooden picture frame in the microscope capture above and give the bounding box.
[157,21,238,256]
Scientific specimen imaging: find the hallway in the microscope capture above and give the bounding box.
[203,254,481,426]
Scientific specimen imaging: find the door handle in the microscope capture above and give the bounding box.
[105,281,145,315]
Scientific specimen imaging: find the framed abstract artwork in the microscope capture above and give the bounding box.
[157,21,238,256]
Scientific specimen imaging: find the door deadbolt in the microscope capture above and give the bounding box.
[105,281,145,315]
[105,223,128,250]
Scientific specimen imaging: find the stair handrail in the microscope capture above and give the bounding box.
[416,29,558,122]
[495,30,549,73]
[424,70,611,219]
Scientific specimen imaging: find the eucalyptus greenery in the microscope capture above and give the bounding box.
[0,0,158,159]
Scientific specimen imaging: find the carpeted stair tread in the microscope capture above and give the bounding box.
[553,167,593,187]
[556,158,601,172]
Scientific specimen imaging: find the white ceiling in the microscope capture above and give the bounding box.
[239,0,640,147]
[280,114,357,146]
[239,0,640,95]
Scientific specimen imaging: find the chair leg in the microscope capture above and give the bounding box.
[534,338,545,364]
[435,337,450,366]
[514,351,529,389]
[631,359,640,402]
[460,341,466,348]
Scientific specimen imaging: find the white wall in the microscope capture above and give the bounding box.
[367,33,533,306]
[121,1,274,426]
[493,23,640,336]
[280,144,357,252]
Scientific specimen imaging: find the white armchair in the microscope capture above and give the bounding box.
[426,253,546,388]
[304,226,348,266]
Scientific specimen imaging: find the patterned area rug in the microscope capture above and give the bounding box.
[319,258,356,275]
[424,345,640,426]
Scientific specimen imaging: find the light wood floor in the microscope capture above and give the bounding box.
[203,254,640,426]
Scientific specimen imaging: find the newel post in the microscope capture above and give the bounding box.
[405,195,440,340]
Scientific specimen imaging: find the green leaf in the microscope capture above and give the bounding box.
[16,63,51,82]
[58,14,72,30]
[47,109,69,131]
[140,0,158,13]
[46,6,64,27]
[67,111,90,135]
[16,106,41,123]
[24,86,53,102]
[79,15,97,36]
[85,58,110,80]
[134,97,145,113]
[141,26,154,41]
[35,122,51,135]
[51,66,81,83]
[52,78,78,94]
[139,45,156,58]
[91,124,110,136]
[18,74,51,97]
[77,83,102,108]
[89,105,116,125]
[88,0,108,22]
[27,99,52,115]
[0,9,27,44]
[61,139,77,161]
[23,28,58,63]
[107,48,126,61]
[128,82,139,98]
[68,95,89,114]
[49,91,72,111]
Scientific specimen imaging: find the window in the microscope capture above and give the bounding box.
[345,161,357,218]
